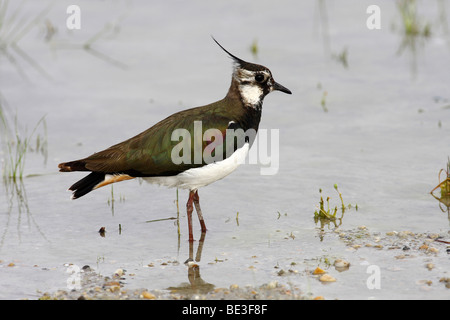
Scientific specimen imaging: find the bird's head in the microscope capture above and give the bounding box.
[213,37,292,109]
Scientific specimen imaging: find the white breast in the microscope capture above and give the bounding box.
[143,142,249,191]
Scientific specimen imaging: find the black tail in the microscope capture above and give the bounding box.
[69,172,105,199]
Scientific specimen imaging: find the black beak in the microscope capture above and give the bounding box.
[272,81,292,94]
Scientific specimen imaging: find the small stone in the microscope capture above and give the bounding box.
[114,268,124,277]
[313,267,326,275]
[426,263,434,270]
[319,274,336,282]
[108,285,120,293]
[398,231,414,238]
[141,291,156,299]
[266,281,278,289]
[82,265,92,272]
[439,277,450,288]
[334,259,350,269]
[104,280,120,292]
[229,284,239,290]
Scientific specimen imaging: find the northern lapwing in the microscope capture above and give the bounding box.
[58,38,291,242]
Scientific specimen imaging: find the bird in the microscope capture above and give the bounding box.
[58,37,292,242]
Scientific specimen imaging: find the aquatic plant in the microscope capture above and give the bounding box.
[331,47,349,69]
[0,99,47,181]
[0,1,54,81]
[316,83,328,112]
[430,158,450,216]
[397,0,431,38]
[314,188,337,220]
[430,158,450,197]
[250,39,259,58]
[313,184,357,224]
[4,117,47,181]
[394,0,432,77]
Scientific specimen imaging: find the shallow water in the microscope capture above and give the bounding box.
[1,0,449,300]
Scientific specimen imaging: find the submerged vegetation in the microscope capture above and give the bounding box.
[250,39,259,59]
[0,98,47,182]
[393,0,433,77]
[430,158,450,216]
[314,184,357,227]
[316,83,328,112]
[396,0,431,38]
[331,47,349,69]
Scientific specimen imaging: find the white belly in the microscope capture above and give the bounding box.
[143,142,249,191]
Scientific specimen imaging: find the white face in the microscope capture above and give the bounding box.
[234,68,273,108]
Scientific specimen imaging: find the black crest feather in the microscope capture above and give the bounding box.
[211,36,267,72]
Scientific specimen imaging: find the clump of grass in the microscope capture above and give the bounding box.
[314,184,357,223]
[441,161,450,196]
[397,0,431,38]
[394,0,431,76]
[107,184,126,216]
[430,158,450,215]
[0,104,47,182]
[0,1,54,81]
[314,188,337,220]
[430,158,450,198]
[331,47,348,69]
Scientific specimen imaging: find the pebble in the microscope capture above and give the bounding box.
[319,274,336,282]
[419,243,428,250]
[265,281,278,289]
[334,259,350,269]
[114,268,124,278]
[141,291,156,299]
[419,243,439,253]
[313,267,326,275]
[439,277,450,289]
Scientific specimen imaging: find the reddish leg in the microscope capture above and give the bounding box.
[192,190,207,233]
[186,191,195,242]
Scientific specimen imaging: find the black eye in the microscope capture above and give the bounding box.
[255,74,264,82]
